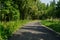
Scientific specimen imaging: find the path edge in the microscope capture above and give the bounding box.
[39,21,60,35]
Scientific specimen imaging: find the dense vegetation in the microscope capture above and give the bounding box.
[0,0,60,20]
[41,19,60,33]
[0,0,60,40]
[0,20,29,40]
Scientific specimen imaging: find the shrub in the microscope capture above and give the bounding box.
[0,20,29,40]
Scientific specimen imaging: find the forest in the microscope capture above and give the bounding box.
[0,0,60,40]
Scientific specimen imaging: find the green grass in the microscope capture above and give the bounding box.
[0,20,30,40]
[41,19,60,33]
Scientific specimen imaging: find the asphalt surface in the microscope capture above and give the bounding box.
[8,21,60,40]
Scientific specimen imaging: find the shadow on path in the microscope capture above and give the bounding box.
[8,22,60,40]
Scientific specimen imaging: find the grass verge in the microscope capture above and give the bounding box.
[0,20,30,40]
[41,19,60,33]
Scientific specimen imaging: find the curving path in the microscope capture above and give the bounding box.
[8,21,60,40]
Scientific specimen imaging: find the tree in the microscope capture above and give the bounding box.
[13,0,39,20]
[56,0,60,18]
[0,0,20,21]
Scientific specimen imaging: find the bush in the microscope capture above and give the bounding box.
[0,1,20,21]
[0,20,29,40]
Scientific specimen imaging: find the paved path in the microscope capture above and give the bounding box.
[8,21,60,40]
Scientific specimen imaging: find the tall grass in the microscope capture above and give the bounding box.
[41,19,60,33]
[0,20,29,40]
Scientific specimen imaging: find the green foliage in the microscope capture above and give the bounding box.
[13,0,39,20]
[0,20,29,40]
[55,0,60,18]
[0,0,20,21]
[44,0,60,19]
[0,0,60,20]
[41,19,60,33]
[0,0,60,40]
